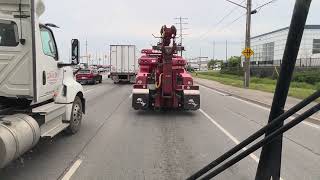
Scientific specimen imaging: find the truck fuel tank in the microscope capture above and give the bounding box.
[0,114,40,168]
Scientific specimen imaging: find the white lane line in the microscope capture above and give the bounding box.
[129,93,132,98]
[199,109,259,162]
[61,159,82,180]
[302,121,320,129]
[199,85,228,96]
[200,109,284,180]
[200,85,320,130]
[288,116,320,129]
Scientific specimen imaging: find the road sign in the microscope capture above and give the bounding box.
[242,48,254,59]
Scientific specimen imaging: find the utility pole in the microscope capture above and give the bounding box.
[244,0,252,88]
[212,41,215,60]
[225,0,252,88]
[226,40,228,62]
[85,40,88,65]
[174,16,188,56]
[199,48,202,71]
[226,0,275,88]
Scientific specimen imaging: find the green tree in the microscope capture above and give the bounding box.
[221,56,243,75]
[207,59,216,69]
[227,56,241,67]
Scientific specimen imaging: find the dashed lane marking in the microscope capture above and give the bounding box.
[61,159,82,180]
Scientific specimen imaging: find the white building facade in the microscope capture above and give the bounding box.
[250,25,320,67]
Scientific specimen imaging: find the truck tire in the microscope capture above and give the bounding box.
[65,96,83,134]
[99,76,102,83]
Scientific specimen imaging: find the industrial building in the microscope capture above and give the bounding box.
[250,25,320,67]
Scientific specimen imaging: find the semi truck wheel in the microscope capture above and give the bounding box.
[99,77,102,83]
[65,96,83,134]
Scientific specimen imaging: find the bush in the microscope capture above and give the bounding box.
[316,82,320,90]
[220,66,243,76]
[292,70,320,85]
[220,56,243,76]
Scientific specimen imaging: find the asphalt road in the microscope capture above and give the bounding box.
[0,79,319,180]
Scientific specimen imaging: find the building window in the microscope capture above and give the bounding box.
[313,39,320,54]
[262,42,274,63]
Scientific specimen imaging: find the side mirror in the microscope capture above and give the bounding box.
[71,39,80,65]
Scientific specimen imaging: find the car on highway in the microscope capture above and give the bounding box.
[98,67,105,73]
[76,69,102,85]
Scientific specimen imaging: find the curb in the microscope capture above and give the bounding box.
[195,80,320,126]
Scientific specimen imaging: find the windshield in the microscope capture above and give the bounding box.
[0,20,19,47]
[0,1,319,180]
[78,70,91,74]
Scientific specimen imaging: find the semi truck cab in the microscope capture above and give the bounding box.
[0,0,85,168]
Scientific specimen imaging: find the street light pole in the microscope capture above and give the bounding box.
[244,0,252,88]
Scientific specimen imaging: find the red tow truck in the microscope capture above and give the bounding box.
[132,25,200,110]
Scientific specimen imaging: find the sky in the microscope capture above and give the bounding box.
[40,0,320,63]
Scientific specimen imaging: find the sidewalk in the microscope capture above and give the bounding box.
[194,77,320,122]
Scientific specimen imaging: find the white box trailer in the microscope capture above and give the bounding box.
[109,45,137,83]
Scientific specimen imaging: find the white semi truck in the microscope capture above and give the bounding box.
[0,0,85,168]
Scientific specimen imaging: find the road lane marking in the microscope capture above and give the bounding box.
[61,159,82,180]
[302,121,320,129]
[200,109,284,180]
[199,85,228,96]
[199,109,283,180]
[288,116,320,129]
[199,109,259,162]
[200,85,320,130]
[129,93,132,98]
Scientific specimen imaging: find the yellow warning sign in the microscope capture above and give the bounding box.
[242,48,254,59]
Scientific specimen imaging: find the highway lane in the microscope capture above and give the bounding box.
[0,80,132,180]
[0,79,319,180]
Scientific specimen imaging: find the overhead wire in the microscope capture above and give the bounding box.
[185,0,246,43]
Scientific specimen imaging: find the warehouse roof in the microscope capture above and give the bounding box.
[251,25,320,39]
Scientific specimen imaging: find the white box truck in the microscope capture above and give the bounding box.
[0,0,85,168]
[109,45,137,83]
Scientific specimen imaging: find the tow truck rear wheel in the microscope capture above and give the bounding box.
[65,96,83,134]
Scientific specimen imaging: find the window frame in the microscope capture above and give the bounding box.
[312,39,320,54]
[0,20,19,47]
[39,24,59,61]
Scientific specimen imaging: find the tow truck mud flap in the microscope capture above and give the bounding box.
[183,90,200,110]
[132,89,149,110]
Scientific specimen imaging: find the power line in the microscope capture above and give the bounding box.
[255,0,278,11]
[186,0,246,43]
[218,12,246,31]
